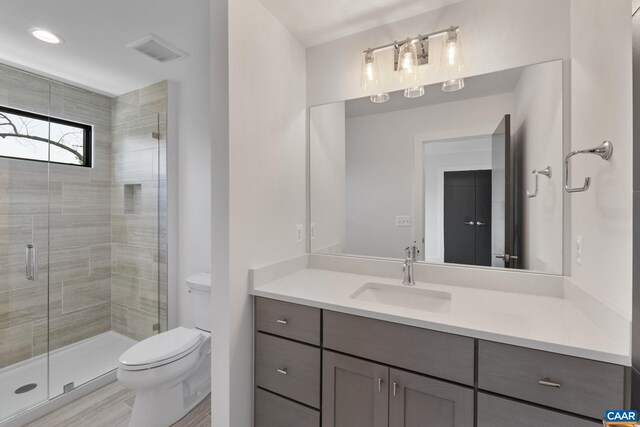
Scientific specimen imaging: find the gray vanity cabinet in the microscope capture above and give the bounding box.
[322,351,389,427]
[389,369,474,427]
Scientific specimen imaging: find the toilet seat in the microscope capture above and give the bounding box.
[119,327,204,371]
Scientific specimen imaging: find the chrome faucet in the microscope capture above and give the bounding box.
[402,242,418,286]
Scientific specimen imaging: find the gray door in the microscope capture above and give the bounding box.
[491,114,519,268]
[322,350,388,427]
[389,369,474,427]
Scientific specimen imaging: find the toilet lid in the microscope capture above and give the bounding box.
[119,327,203,367]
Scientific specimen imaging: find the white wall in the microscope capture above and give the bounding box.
[568,0,633,318]
[423,138,492,263]
[513,61,564,274]
[306,0,570,106]
[310,102,346,253]
[344,93,513,259]
[225,0,307,426]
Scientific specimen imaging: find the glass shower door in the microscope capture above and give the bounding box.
[0,64,51,420]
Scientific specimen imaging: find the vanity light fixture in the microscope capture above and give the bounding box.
[404,86,425,98]
[30,28,63,44]
[370,93,390,103]
[361,49,380,91]
[440,27,464,91]
[361,26,463,103]
[396,39,420,84]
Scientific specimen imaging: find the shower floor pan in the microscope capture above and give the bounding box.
[0,331,136,421]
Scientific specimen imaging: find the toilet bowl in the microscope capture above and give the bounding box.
[117,273,212,427]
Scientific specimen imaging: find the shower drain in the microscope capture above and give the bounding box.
[14,383,37,394]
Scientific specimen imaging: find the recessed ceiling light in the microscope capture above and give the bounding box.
[30,28,63,44]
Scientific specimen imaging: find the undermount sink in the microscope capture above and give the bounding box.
[350,282,451,313]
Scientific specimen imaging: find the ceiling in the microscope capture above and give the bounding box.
[345,66,523,118]
[0,0,209,96]
[258,0,464,47]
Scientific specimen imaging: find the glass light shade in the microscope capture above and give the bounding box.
[370,93,390,103]
[442,78,465,92]
[361,50,380,91]
[396,40,419,83]
[404,86,425,98]
[440,29,464,77]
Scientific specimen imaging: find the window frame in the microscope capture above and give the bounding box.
[0,105,93,167]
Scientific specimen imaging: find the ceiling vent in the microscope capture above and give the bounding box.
[127,34,188,63]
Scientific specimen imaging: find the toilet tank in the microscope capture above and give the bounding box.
[186,273,211,332]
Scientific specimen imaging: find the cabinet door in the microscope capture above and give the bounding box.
[389,369,474,427]
[322,350,388,427]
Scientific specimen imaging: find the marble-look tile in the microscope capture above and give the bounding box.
[127,214,158,247]
[113,115,160,153]
[111,303,127,336]
[139,279,163,315]
[90,244,112,276]
[112,214,128,244]
[0,323,32,369]
[63,274,111,313]
[0,159,50,215]
[0,215,32,245]
[115,244,155,281]
[153,147,167,181]
[123,305,158,341]
[0,65,50,116]
[172,395,211,427]
[111,273,139,309]
[62,180,111,215]
[54,84,112,127]
[0,285,47,329]
[36,214,111,249]
[0,245,49,292]
[114,149,154,183]
[111,302,157,341]
[49,247,90,283]
[33,303,110,353]
[112,96,141,126]
[139,81,167,114]
[49,281,63,317]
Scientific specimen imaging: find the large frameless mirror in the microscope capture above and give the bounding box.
[310,60,564,275]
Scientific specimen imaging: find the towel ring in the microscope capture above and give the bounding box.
[564,140,613,193]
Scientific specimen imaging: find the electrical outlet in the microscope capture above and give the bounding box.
[296,224,303,243]
[396,215,412,227]
[310,222,316,240]
[575,236,583,265]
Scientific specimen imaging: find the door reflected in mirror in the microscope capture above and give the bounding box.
[310,60,563,275]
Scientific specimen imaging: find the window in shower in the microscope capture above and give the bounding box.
[0,105,92,166]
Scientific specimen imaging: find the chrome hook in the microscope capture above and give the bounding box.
[564,140,613,193]
[526,166,552,198]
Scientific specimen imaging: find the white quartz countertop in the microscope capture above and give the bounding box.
[251,268,630,366]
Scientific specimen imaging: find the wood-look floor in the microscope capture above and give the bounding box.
[26,381,211,427]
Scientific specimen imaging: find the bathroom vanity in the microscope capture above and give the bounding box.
[251,265,629,427]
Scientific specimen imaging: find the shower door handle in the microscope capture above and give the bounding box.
[26,244,37,281]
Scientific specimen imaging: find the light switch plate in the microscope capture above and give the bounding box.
[296,224,303,243]
[396,215,412,227]
[575,236,583,265]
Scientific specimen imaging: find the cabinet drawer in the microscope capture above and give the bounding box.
[477,393,601,427]
[255,297,321,345]
[323,311,475,385]
[255,388,319,427]
[255,332,321,408]
[478,341,625,419]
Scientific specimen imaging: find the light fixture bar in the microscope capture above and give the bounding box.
[363,26,459,55]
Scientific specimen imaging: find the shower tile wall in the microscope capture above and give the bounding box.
[0,66,112,369]
[110,81,168,341]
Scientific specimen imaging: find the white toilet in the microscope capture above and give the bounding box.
[117,273,212,427]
